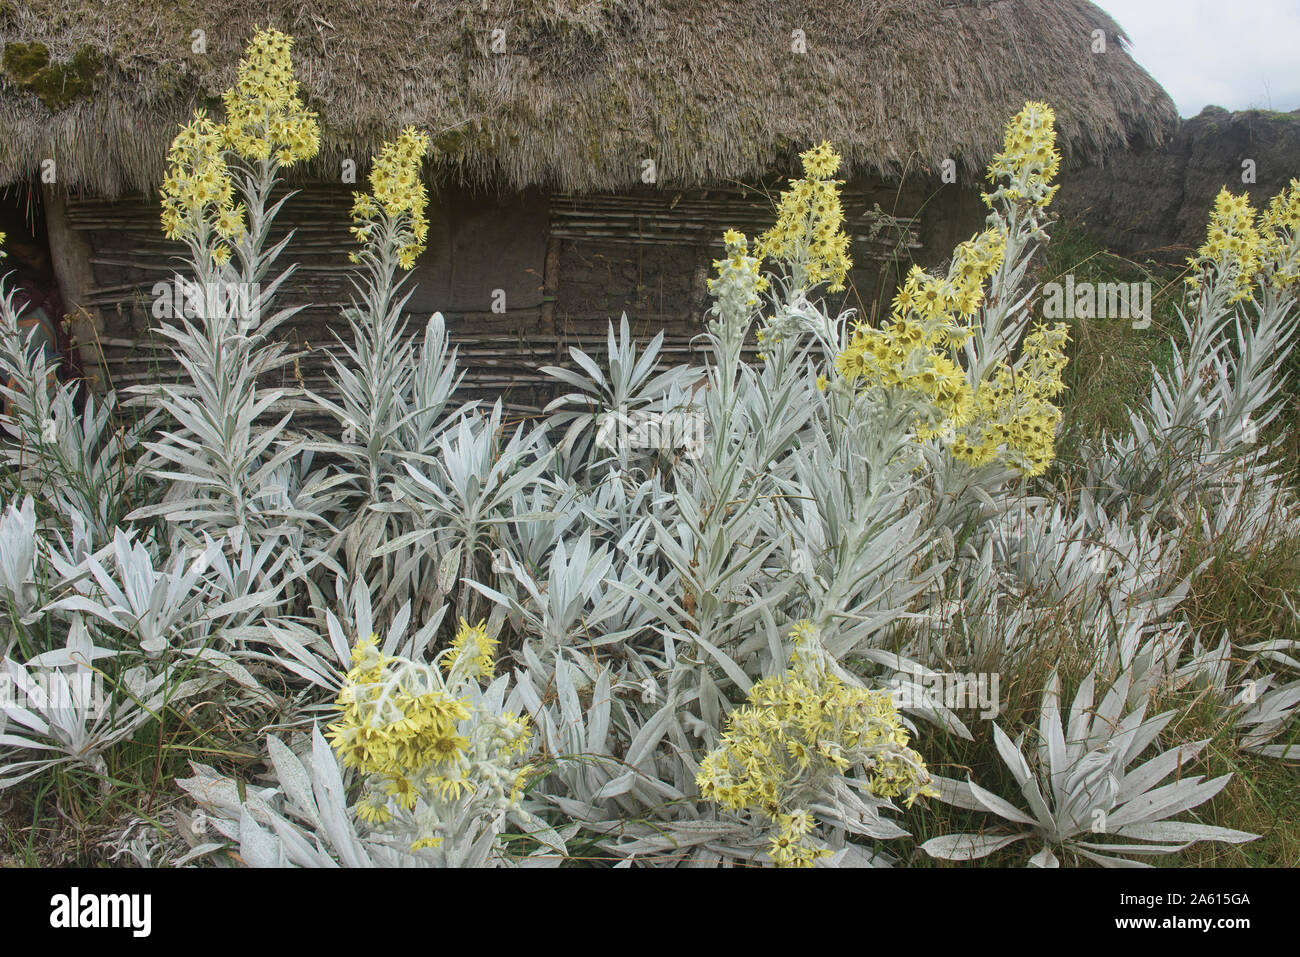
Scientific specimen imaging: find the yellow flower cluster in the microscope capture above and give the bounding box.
[984,101,1061,209]
[834,228,1007,431]
[835,311,975,431]
[942,228,1008,317]
[754,141,853,292]
[1191,188,1264,303]
[220,28,321,166]
[159,111,246,262]
[327,635,531,845]
[696,621,936,868]
[951,323,1070,476]
[350,127,432,269]
[159,29,319,262]
[443,617,498,681]
[328,637,472,791]
[827,104,1068,474]
[708,228,769,316]
[1259,178,1300,292]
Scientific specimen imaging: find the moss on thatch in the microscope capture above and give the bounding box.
[3,40,98,109]
[0,0,1177,196]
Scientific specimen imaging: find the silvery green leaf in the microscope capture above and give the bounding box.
[1040,671,1068,806]
[1115,740,1209,806]
[1028,846,1059,868]
[920,831,1031,861]
[238,806,283,868]
[1107,774,1233,829]
[437,543,461,595]
[1073,840,1189,857]
[587,669,613,756]
[173,843,228,867]
[308,725,368,869]
[929,774,985,811]
[266,735,319,828]
[968,780,1039,827]
[1114,821,1257,845]
[592,771,638,802]
[1089,671,1133,750]
[624,700,677,773]
[991,724,1055,828]
[686,632,753,693]
[1245,743,1300,760]
[1074,848,1154,868]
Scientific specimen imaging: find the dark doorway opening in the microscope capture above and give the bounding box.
[1,185,79,396]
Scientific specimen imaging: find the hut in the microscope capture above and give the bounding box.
[0,0,1177,412]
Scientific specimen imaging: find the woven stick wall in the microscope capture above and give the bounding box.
[65,179,928,435]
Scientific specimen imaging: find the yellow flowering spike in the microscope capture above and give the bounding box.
[985,101,1061,210]
[754,141,853,292]
[833,104,1068,477]
[708,228,769,327]
[951,322,1070,476]
[799,142,840,179]
[221,28,320,166]
[1260,178,1300,292]
[159,110,245,247]
[1190,188,1264,303]
[351,126,432,269]
[159,29,320,249]
[834,310,977,437]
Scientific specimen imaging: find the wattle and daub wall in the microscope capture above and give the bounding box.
[70,175,982,419]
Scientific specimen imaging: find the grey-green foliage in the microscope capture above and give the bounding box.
[542,312,697,481]
[1087,280,1299,531]
[8,143,1300,869]
[0,288,154,548]
[923,670,1257,867]
[177,724,567,868]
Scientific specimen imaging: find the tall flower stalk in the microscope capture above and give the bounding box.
[134,29,321,547]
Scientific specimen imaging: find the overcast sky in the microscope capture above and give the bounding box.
[1095,1,1300,117]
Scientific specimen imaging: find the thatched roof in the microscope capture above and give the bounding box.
[0,0,1178,197]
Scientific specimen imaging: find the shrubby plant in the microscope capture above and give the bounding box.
[922,670,1255,867]
[2,30,1299,867]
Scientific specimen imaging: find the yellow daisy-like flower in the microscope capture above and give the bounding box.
[1260,178,1300,291]
[221,28,320,166]
[830,105,1068,477]
[753,141,853,292]
[1189,188,1263,303]
[444,617,498,680]
[984,101,1061,210]
[326,630,532,843]
[350,127,432,269]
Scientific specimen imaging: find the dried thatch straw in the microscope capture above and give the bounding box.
[0,0,1176,197]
